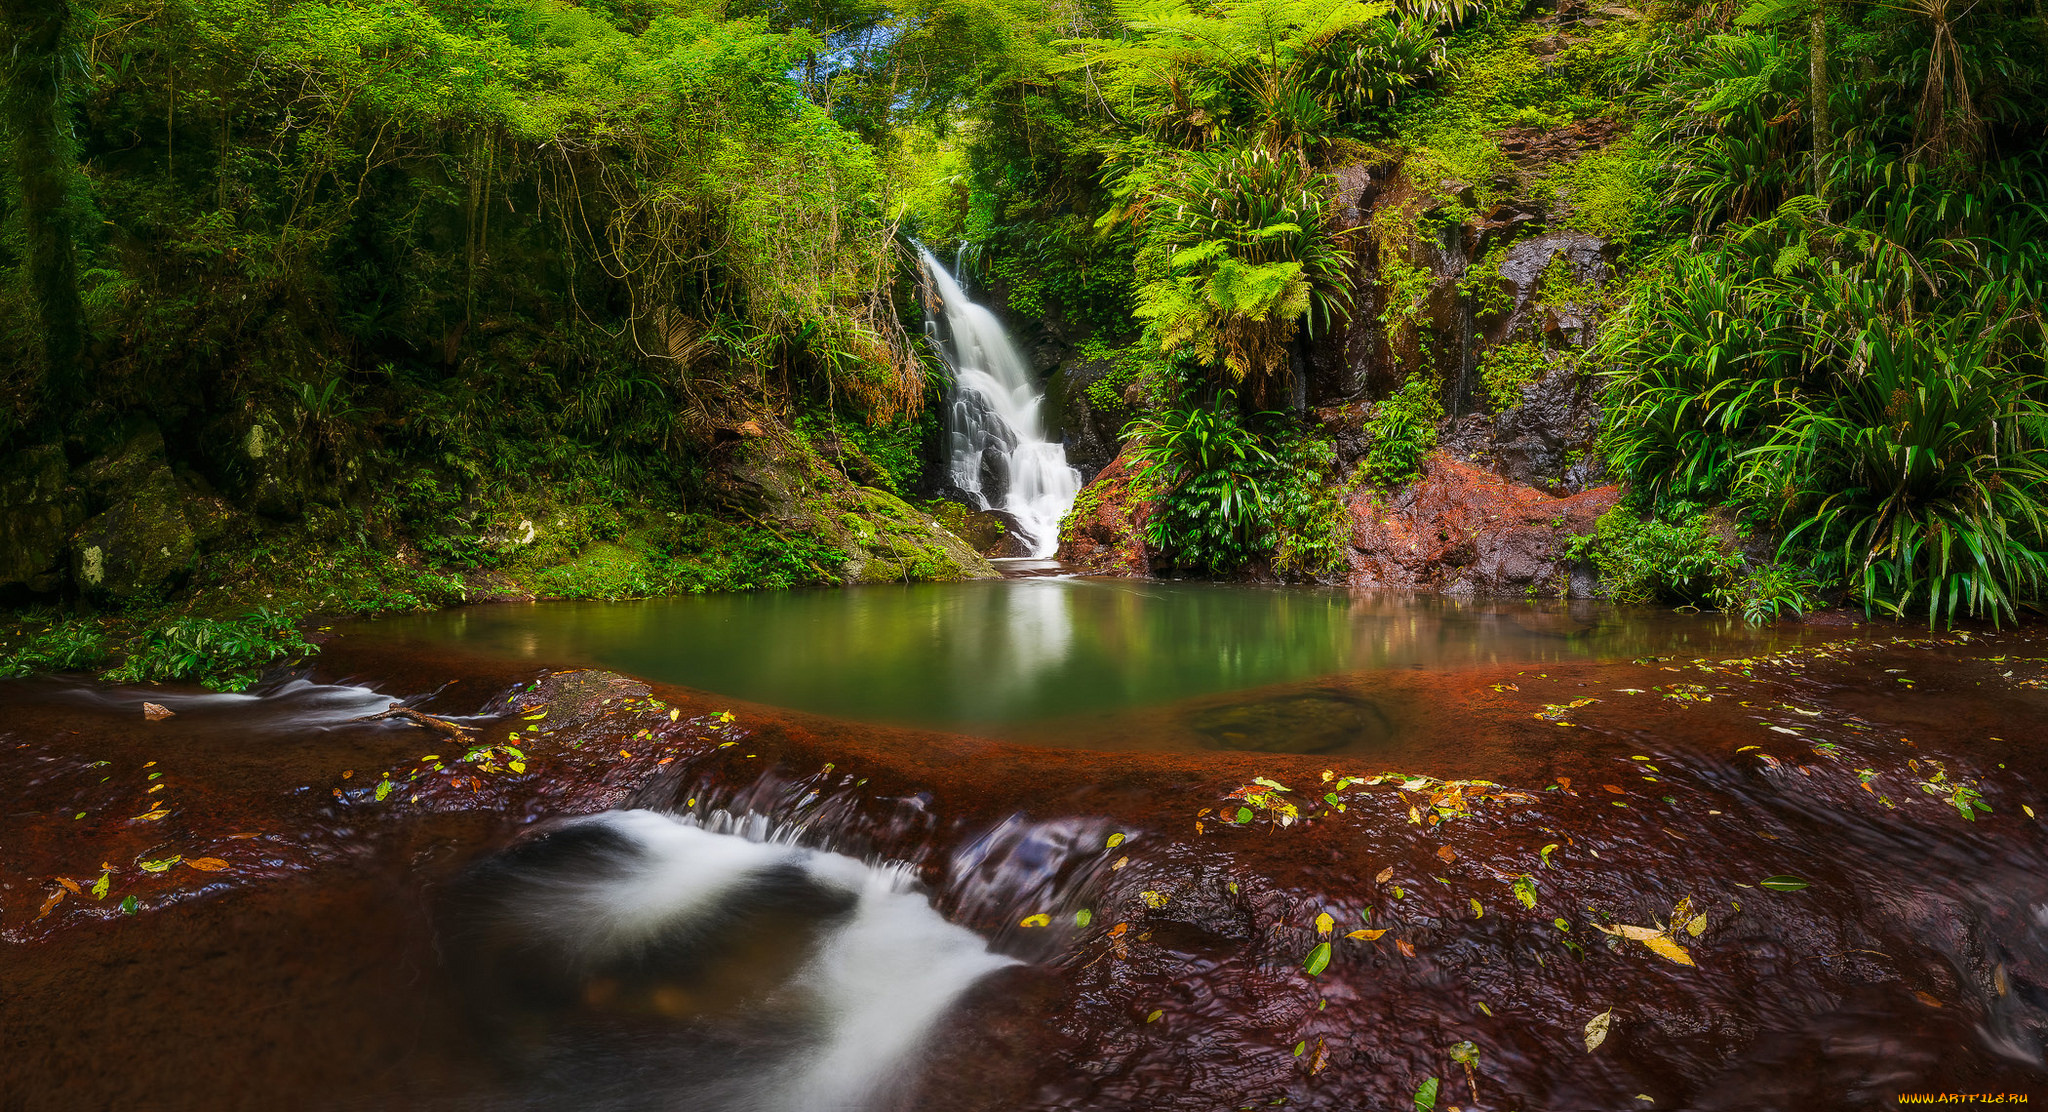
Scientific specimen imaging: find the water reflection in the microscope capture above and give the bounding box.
[351,581,1815,738]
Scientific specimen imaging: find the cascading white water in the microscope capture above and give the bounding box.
[445,809,1018,1112]
[921,250,1082,559]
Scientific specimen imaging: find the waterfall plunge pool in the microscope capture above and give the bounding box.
[334,580,1825,756]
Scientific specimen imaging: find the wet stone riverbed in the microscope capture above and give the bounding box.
[3,604,2048,1111]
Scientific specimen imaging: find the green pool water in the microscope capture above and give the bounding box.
[346,578,1813,743]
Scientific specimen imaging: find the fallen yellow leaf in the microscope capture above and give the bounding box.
[1375,866,1395,884]
[1346,928,1387,941]
[1640,934,1696,966]
[1315,912,1334,937]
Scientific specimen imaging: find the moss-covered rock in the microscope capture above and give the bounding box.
[70,426,201,602]
[706,419,998,583]
[0,446,84,596]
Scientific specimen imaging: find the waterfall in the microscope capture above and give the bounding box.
[921,250,1082,559]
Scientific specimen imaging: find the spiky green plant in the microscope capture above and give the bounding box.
[1760,325,2048,624]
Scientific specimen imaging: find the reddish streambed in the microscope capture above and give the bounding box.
[4,613,2048,1111]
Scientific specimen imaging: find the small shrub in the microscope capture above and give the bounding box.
[1128,398,1283,573]
[1476,341,1550,412]
[1569,506,1743,606]
[1711,563,1822,625]
[1363,377,1445,484]
[0,620,111,678]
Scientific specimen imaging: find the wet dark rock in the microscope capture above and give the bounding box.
[1046,355,1127,481]
[0,445,83,597]
[1440,361,1606,492]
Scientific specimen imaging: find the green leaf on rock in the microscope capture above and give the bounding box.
[1303,941,1331,976]
[1759,875,1810,891]
[1413,1075,1440,1111]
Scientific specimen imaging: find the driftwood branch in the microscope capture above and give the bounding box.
[351,702,476,741]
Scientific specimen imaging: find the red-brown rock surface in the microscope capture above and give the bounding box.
[1056,447,1153,576]
[1345,452,1618,595]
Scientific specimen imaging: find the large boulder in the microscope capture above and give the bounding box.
[70,425,201,601]
[0,446,84,597]
[703,419,999,584]
[1054,447,1153,577]
[1344,453,1616,596]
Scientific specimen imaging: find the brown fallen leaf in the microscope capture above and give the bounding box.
[1603,785,1627,795]
[184,858,230,872]
[1557,776,1573,792]
[1396,938,1416,957]
[1376,865,1395,884]
[56,877,82,895]
[1437,845,1457,863]
[1914,991,1943,1008]
[36,888,66,920]
[143,702,174,721]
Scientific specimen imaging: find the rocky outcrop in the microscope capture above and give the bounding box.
[0,446,83,598]
[1045,355,1129,482]
[1439,358,1606,493]
[1344,453,1617,595]
[1055,447,1152,576]
[705,419,999,583]
[68,425,216,602]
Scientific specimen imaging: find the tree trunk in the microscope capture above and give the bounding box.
[0,0,89,419]
[1808,0,1832,201]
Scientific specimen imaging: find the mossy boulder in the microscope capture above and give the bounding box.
[706,420,997,584]
[70,426,201,601]
[0,446,85,596]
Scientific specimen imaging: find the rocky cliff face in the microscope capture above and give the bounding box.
[1341,454,1617,594]
[1058,120,1630,593]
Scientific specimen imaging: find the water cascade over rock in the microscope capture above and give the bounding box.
[442,809,1018,1112]
[922,251,1081,558]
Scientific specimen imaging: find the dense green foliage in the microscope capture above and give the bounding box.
[1,608,315,690]
[3,0,2045,644]
[1597,0,2048,623]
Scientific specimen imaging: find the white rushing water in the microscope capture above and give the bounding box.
[450,809,1017,1112]
[922,250,1082,558]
